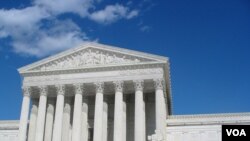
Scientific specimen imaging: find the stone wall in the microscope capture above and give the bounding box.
[0,120,19,141]
[1,113,250,141]
[165,113,250,141]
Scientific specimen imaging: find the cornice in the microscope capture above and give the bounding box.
[168,112,250,119]
[166,112,250,126]
[0,120,19,130]
[20,62,165,76]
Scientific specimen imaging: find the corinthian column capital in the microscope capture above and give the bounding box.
[22,86,31,97]
[73,83,84,95]
[153,78,164,90]
[95,82,104,93]
[39,86,48,96]
[55,85,65,95]
[133,80,144,91]
[113,81,124,92]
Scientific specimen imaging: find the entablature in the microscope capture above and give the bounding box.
[22,67,164,87]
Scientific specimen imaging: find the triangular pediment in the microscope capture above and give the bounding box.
[19,43,168,73]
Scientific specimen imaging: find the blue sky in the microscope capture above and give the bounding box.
[0,0,249,120]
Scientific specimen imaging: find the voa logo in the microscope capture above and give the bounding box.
[226,129,246,137]
[222,125,250,141]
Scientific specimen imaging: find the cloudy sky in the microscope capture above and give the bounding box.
[0,0,250,119]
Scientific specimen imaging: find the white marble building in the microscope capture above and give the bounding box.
[0,43,249,141]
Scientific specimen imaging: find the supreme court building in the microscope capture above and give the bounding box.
[0,43,250,141]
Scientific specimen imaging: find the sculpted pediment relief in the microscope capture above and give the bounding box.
[19,43,167,72]
[30,48,153,71]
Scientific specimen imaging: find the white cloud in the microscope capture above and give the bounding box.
[13,33,84,57]
[34,0,94,17]
[140,25,150,32]
[126,10,139,19]
[12,20,87,57]
[0,6,84,57]
[0,6,49,37]
[0,0,139,57]
[0,6,48,26]
[89,4,138,24]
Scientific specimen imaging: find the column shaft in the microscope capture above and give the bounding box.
[62,98,72,141]
[134,80,145,141]
[27,99,38,141]
[135,90,146,141]
[81,97,89,141]
[18,93,31,141]
[103,97,108,141]
[154,79,167,137]
[69,128,72,141]
[72,93,83,141]
[52,94,64,141]
[93,82,104,141]
[52,85,65,141]
[44,99,55,141]
[93,92,103,141]
[123,96,127,141]
[35,94,47,141]
[155,89,167,134]
[72,83,84,141]
[113,91,123,141]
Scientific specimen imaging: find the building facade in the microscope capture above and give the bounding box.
[0,43,249,141]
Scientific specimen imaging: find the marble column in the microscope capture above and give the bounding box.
[69,101,74,141]
[69,128,72,141]
[44,98,55,141]
[93,82,104,141]
[103,96,108,141]
[18,87,31,141]
[123,95,127,141]
[35,86,48,141]
[52,85,65,141]
[81,97,89,141]
[113,81,124,141]
[27,98,38,141]
[154,79,167,138]
[133,80,146,141]
[72,84,84,141]
[62,98,72,141]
